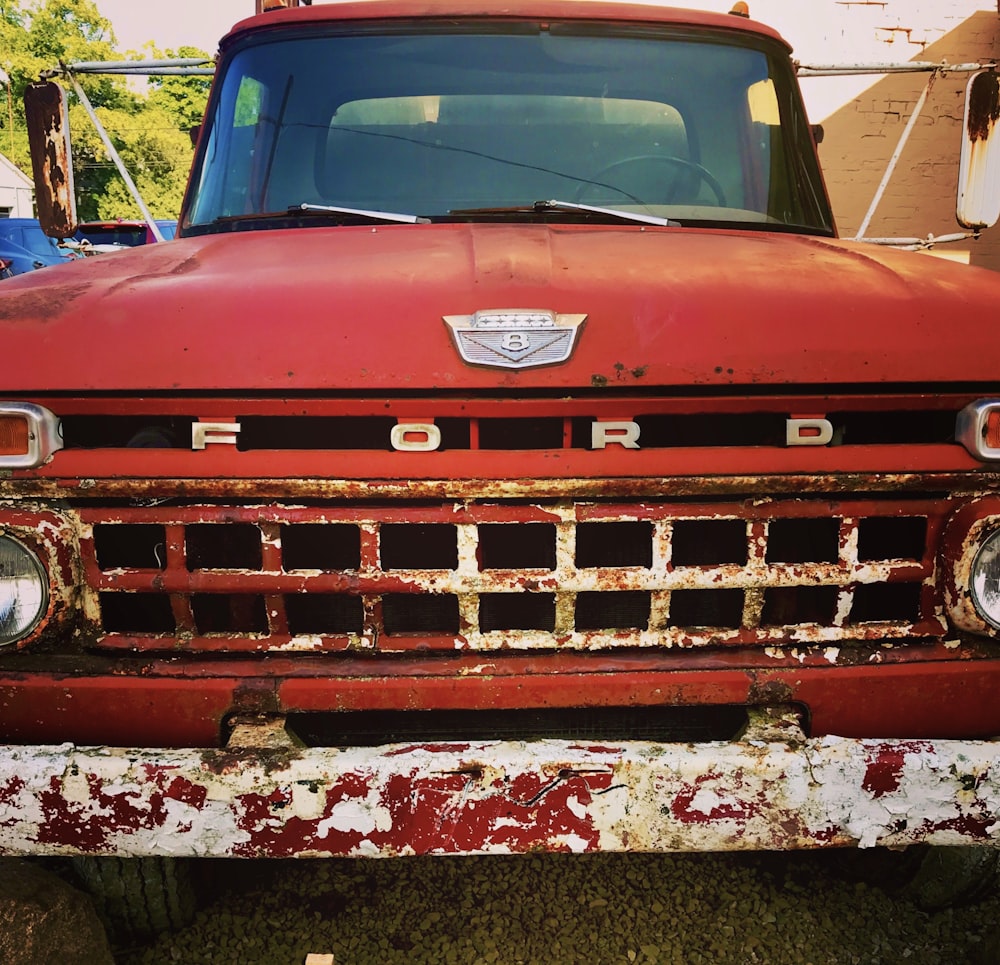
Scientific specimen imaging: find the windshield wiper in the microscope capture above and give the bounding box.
[293,203,429,224]
[449,199,679,227]
[210,204,429,228]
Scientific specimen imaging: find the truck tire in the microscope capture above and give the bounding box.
[70,856,196,938]
[836,845,1000,910]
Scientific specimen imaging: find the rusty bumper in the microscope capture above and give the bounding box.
[1,712,998,858]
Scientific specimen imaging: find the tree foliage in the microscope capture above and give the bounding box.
[0,0,211,219]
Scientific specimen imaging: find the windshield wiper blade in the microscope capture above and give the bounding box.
[450,199,678,227]
[293,203,429,224]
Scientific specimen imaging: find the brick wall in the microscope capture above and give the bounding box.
[748,0,1000,269]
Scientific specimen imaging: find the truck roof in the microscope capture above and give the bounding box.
[222,2,789,50]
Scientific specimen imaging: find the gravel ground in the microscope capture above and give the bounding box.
[114,851,1000,965]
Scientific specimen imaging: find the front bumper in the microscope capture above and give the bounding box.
[1,711,998,858]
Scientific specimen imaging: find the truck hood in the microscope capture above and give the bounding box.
[1,223,995,393]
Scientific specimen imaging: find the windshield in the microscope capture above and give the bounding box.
[186,22,832,233]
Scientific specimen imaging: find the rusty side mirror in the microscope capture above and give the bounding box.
[957,70,1000,230]
[24,81,77,238]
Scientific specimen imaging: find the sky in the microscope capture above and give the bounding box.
[92,0,253,55]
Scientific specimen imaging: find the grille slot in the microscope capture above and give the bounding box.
[93,524,166,570]
[382,594,460,634]
[576,521,652,567]
[186,524,262,570]
[82,499,946,653]
[281,524,361,570]
[479,523,556,569]
[381,524,458,569]
[480,593,556,632]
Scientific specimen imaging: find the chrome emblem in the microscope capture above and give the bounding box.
[443,310,586,369]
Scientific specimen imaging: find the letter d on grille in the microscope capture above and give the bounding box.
[444,310,586,369]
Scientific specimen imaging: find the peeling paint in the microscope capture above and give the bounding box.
[3,719,1000,857]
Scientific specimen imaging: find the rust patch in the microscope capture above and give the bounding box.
[746,677,794,705]
[0,283,90,322]
[967,70,1000,142]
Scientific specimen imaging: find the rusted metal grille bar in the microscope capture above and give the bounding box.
[79,499,946,653]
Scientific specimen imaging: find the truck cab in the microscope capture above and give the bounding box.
[3,1,1000,891]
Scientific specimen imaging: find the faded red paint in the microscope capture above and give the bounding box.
[861,743,933,799]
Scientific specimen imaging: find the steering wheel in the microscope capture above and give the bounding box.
[575,154,727,207]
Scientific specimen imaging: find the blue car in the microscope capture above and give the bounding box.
[0,218,75,267]
[0,238,61,276]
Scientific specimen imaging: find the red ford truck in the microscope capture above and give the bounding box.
[5,0,1000,925]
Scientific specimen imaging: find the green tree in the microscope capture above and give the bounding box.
[146,45,212,132]
[1,0,211,221]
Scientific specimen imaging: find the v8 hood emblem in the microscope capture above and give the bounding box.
[443,310,586,370]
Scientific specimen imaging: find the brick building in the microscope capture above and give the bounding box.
[738,0,1000,270]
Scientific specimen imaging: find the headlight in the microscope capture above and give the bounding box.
[970,529,1000,629]
[0,536,48,645]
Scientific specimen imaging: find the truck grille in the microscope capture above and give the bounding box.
[80,497,946,653]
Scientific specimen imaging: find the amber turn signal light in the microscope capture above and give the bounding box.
[957,400,1000,461]
[0,416,29,456]
[0,404,62,469]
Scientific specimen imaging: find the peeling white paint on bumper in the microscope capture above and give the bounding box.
[0,714,998,858]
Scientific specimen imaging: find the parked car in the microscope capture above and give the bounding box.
[0,238,61,276]
[73,219,177,250]
[0,218,74,266]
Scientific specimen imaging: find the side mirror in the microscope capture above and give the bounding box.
[957,70,1000,230]
[23,81,77,239]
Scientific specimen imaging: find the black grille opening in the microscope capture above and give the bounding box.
[93,524,166,570]
[281,705,755,747]
[192,594,268,633]
[236,417,396,450]
[381,524,457,569]
[835,410,956,445]
[478,418,564,450]
[669,589,744,629]
[281,524,361,570]
[576,591,651,630]
[633,414,786,448]
[672,520,747,565]
[382,594,459,634]
[766,518,840,564]
[479,593,556,631]
[99,592,175,634]
[60,415,191,449]
[285,594,364,634]
[479,524,556,570]
[576,522,652,567]
[858,517,928,562]
[761,586,839,626]
[186,524,262,571]
[850,583,923,623]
